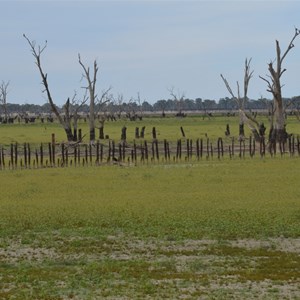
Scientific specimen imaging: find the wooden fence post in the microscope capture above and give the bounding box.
[164,139,168,160]
[24,143,27,168]
[66,147,69,167]
[155,140,159,160]
[100,144,103,162]
[85,144,88,165]
[152,127,157,139]
[122,141,126,161]
[180,126,185,138]
[200,138,203,159]
[96,141,100,164]
[151,140,155,160]
[144,141,148,161]
[140,143,145,162]
[27,143,31,168]
[48,143,52,166]
[140,126,145,138]
[1,147,5,169]
[61,143,65,166]
[40,144,44,167]
[134,141,137,162]
[89,143,92,165]
[10,144,14,169]
[35,149,39,168]
[135,127,139,139]
[206,138,209,159]
[0,146,2,169]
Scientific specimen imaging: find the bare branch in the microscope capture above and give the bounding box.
[259,75,273,93]
[280,27,300,64]
[220,74,241,108]
[220,74,236,99]
[244,58,254,100]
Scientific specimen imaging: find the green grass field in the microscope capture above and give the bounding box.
[0,116,299,299]
[1,114,299,146]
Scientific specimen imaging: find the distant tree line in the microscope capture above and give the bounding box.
[2,96,300,115]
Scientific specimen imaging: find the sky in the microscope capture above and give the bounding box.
[1,0,300,106]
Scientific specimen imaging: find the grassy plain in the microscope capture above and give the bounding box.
[1,114,299,145]
[0,116,299,299]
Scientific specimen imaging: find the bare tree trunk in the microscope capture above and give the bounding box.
[260,28,300,144]
[221,58,255,141]
[78,55,98,142]
[24,34,76,142]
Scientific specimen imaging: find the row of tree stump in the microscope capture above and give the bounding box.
[0,135,299,170]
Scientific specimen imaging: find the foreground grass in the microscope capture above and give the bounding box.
[0,157,299,298]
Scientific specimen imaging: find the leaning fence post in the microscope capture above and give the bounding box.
[180,126,185,138]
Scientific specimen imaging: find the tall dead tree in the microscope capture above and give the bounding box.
[221,58,261,140]
[78,54,99,141]
[0,80,10,122]
[259,27,300,144]
[24,34,76,141]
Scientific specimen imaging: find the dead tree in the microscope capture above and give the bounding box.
[259,27,300,144]
[0,80,10,122]
[69,91,88,141]
[96,87,113,139]
[78,54,99,141]
[24,34,76,141]
[115,93,125,119]
[221,58,261,141]
[78,54,112,141]
[169,87,186,117]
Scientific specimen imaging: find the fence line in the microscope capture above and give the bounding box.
[0,135,300,170]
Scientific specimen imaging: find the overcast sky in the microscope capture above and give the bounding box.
[1,0,300,105]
